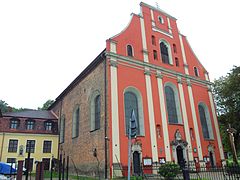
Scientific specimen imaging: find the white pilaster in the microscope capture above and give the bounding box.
[177,78,193,161]
[145,70,158,162]
[187,80,203,161]
[150,9,156,26]
[179,34,189,75]
[140,17,149,63]
[167,17,172,34]
[110,41,120,163]
[208,89,225,160]
[156,72,171,161]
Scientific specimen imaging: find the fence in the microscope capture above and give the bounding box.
[113,162,240,179]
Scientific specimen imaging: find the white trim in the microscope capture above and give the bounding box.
[110,60,120,163]
[179,34,189,75]
[110,41,117,53]
[153,27,173,38]
[208,91,225,160]
[150,9,155,26]
[187,85,203,160]
[205,72,209,81]
[178,83,193,161]
[167,17,172,34]
[156,73,171,161]
[145,74,158,162]
[140,17,149,63]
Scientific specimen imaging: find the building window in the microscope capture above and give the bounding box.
[60,115,65,143]
[72,106,80,138]
[42,158,51,170]
[90,91,101,131]
[175,58,179,67]
[124,87,145,136]
[26,119,35,130]
[160,41,172,64]
[44,121,52,131]
[8,139,18,152]
[25,158,34,172]
[151,35,156,45]
[127,45,133,57]
[43,141,52,153]
[198,103,214,139]
[164,83,182,124]
[26,140,35,153]
[10,118,20,129]
[194,67,199,77]
[158,16,164,24]
[153,50,158,60]
[173,44,177,53]
[7,158,16,164]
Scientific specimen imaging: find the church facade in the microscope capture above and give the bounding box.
[49,2,224,178]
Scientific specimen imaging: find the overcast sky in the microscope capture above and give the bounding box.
[0,0,239,109]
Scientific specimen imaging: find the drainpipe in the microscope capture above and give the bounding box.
[103,52,108,179]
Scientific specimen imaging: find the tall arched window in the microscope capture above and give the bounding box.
[72,106,80,138]
[151,35,156,45]
[198,103,214,139]
[164,84,182,124]
[60,115,65,143]
[124,87,144,136]
[95,95,101,130]
[90,91,101,131]
[127,45,133,57]
[160,41,172,64]
[194,67,199,77]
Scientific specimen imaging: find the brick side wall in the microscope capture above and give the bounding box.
[51,61,106,177]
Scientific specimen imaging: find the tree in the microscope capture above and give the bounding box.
[0,100,9,113]
[38,99,54,110]
[213,66,240,154]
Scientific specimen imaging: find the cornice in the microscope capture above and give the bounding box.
[106,52,212,86]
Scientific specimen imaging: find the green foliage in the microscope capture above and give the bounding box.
[38,99,54,110]
[158,162,181,179]
[0,100,9,113]
[213,66,240,153]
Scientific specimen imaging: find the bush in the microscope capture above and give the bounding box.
[158,163,181,179]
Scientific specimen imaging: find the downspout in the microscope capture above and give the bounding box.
[103,52,108,179]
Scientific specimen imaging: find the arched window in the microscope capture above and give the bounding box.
[151,35,156,45]
[90,91,101,131]
[160,41,172,64]
[164,84,182,124]
[158,16,164,24]
[127,45,133,57]
[173,44,177,53]
[60,115,65,143]
[124,87,144,136]
[198,103,214,139]
[72,106,80,138]
[153,50,158,60]
[194,67,199,77]
[175,58,179,67]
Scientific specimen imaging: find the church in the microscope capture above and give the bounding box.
[49,2,224,178]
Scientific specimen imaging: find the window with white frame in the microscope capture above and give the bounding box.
[124,87,145,136]
[164,83,182,124]
[160,40,172,65]
[198,103,214,139]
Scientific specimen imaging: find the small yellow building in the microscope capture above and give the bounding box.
[0,110,58,171]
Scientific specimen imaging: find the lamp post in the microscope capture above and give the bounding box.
[227,124,238,165]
